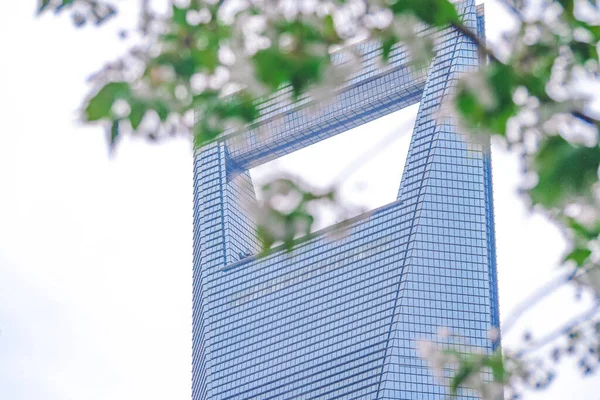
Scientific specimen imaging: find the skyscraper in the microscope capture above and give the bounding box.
[192,1,499,398]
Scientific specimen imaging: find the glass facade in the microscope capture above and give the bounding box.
[192,2,499,399]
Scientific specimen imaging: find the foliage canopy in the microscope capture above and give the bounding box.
[37,0,600,397]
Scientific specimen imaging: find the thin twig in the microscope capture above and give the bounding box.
[451,21,500,63]
[140,0,150,35]
[501,268,578,334]
[515,301,600,356]
[572,110,599,125]
[496,0,525,21]
[451,20,600,127]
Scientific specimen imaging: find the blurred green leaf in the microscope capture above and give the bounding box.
[172,55,197,79]
[390,0,459,27]
[254,179,335,255]
[529,136,600,208]
[84,81,130,122]
[482,352,506,383]
[191,47,219,72]
[573,20,600,42]
[382,35,397,62]
[564,248,592,267]
[565,217,600,241]
[455,63,519,135]
[172,5,188,27]
[557,0,575,15]
[322,14,338,42]
[153,100,170,122]
[448,351,506,394]
[251,19,331,97]
[571,40,599,65]
[129,101,146,130]
[450,358,476,394]
[193,92,259,146]
[253,48,293,90]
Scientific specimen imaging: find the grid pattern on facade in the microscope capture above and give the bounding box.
[223,31,432,171]
[192,1,499,399]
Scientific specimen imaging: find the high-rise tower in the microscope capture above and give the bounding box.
[192,1,499,398]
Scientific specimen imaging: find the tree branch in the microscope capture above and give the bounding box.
[516,302,600,356]
[572,110,599,126]
[451,22,500,64]
[450,21,600,130]
[501,268,577,335]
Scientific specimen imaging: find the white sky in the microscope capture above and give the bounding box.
[0,1,599,399]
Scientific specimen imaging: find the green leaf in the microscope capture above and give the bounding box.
[251,20,329,97]
[322,14,338,42]
[129,101,146,130]
[390,0,459,27]
[571,40,599,65]
[529,136,600,208]
[193,91,258,147]
[172,5,188,27]
[564,248,592,267]
[557,0,575,16]
[153,101,170,122]
[84,82,130,122]
[565,217,600,241]
[482,352,506,383]
[382,36,397,62]
[160,33,180,42]
[573,20,600,42]
[450,360,476,394]
[172,55,197,79]
[455,63,520,136]
[191,48,219,72]
[290,56,327,98]
[194,123,222,147]
[253,48,293,90]
[230,95,259,122]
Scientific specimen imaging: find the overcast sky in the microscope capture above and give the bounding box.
[1,1,599,399]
